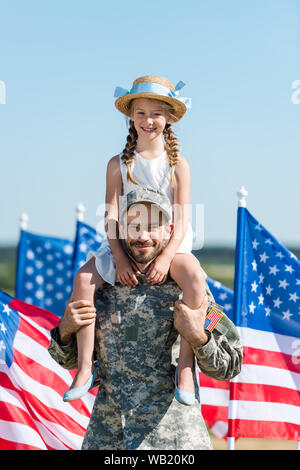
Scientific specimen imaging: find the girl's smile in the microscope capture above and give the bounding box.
[141,127,157,133]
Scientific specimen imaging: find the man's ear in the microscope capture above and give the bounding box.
[162,223,174,249]
[119,223,125,240]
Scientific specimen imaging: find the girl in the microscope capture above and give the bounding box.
[62,75,207,405]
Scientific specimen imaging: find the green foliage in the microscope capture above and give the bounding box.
[0,262,15,296]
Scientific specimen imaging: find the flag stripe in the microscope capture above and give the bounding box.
[1,398,43,431]
[201,404,229,423]
[0,436,45,451]
[34,420,70,450]
[0,418,48,449]
[230,382,300,406]
[13,348,92,419]
[228,400,300,424]
[199,372,230,390]
[18,316,51,349]
[228,419,300,441]
[10,298,59,330]
[200,386,230,407]
[0,386,70,449]
[239,326,299,356]
[9,361,90,430]
[2,381,85,449]
[231,363,300,391]
[1,381,84,449]
[24,400,85,450]
[13,331,94,417]
[6,373,86,437]
[243,346,300,374]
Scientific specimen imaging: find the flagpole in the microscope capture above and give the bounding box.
[76,203,85,222]
[227,186,248,450]
[15,213,30,298]
[20,213,29,230]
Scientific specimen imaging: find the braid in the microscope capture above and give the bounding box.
[121,119,138,184]
[163,123,180,187]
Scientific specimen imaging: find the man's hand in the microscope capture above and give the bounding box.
[58,297,96,344]
[173,295,209,348]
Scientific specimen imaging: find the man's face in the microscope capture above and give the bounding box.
[123,202,172,265]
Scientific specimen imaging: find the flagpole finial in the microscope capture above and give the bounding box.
[76,203,86,221]
[237,186,248,208]
[20,212,29,230]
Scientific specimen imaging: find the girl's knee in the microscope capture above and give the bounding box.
[188,268,206,291]
[171,255,206,290]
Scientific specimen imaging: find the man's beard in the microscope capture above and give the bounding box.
[125,239,163,264]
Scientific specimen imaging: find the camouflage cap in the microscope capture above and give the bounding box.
[120,187,172,225]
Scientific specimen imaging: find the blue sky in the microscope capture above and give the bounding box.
[1,0,300,248]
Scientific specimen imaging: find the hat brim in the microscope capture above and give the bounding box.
[115,92,186,121]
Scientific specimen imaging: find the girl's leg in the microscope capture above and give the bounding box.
[169,254,207,393]
[68,256,104,389]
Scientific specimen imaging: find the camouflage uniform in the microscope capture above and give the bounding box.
[48,277,242,450]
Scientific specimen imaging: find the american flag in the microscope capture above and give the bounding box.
[16,230,74,317]
[205,307,224,332]
[0,289,95,450]
[72,221,104,281]
[15,222,104,317]
[199,278,234,439]
[228,208,300,441]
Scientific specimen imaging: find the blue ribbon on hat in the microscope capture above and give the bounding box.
[114,80,192,109]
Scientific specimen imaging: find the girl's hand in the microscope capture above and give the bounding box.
[115,253,139,287]
[146,253,172,285]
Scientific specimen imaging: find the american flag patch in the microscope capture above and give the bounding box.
[205,306,223,332]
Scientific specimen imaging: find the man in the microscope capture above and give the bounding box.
[48,188,243,450]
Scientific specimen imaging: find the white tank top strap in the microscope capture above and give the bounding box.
[119,153,139,194]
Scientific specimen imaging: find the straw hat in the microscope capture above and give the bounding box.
[114,75,192,121]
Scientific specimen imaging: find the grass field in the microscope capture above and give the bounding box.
[1,245,299,450]
[211,435,298,450]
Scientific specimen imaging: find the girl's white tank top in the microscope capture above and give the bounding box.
[119,150,174,203]
[119,149,193,255]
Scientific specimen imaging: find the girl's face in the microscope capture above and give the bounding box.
[130,98,171,141]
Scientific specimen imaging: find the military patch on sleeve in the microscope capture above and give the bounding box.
[205,306,223,332]
[125,326,139,342]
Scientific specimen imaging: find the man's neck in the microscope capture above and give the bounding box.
[126,249,158,274]
[134,260,152,274]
